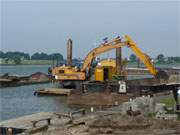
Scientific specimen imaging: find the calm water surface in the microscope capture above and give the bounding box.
[0,65,74,121]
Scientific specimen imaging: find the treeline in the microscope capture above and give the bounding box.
[0,51,179,65]
[0,51,30,60]
[31,53,63,60]
[0,51,63,60]
[129,53,180,63]
[0,51,63,64]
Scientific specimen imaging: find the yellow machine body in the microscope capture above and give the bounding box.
[95,59,120,81]
[52,66,86,81]
[98,59,116,68]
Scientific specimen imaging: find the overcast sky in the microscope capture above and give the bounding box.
[1,0,179,59]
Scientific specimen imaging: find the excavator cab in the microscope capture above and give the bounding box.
[95,66,113,81]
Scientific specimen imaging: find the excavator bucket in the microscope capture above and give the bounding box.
[155,70,169,80]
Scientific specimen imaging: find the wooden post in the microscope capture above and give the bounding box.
[116,47,122,75]
[47,118,51,125]
[67,38,73,66]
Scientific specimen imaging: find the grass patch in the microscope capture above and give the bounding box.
[160,97,180,120]
[22,60,54,65]
[147,112,156,118]
[160,97,180,106]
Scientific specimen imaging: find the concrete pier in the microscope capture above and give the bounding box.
[0,112,53,129]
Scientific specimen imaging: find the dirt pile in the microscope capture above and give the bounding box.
[29,72,50,81]
[0,72,51,87]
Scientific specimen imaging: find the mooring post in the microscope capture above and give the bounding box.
[67,38,73,66]
[7,128,12,135]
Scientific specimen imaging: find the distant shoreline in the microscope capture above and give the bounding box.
[0,60,55,66]
[0,64,52,66]
[0,61,179,67]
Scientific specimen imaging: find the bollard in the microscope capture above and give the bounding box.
[114,101,118,106]
[7,128,12,135]
[90,107,94,112]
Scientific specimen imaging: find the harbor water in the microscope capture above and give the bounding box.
[0,65,73,121]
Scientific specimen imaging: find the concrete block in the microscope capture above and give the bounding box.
[155,103,166,113]
[163,114,178,121]
[121,96,155,116]
[121,102,131,114]
[130,96,155,115]
[156,113,178,121]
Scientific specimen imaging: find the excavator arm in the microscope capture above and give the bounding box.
[124,35,158,76]
[81,39,127,72]
[81,35,159,77]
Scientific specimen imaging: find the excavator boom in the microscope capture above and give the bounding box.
[81,41,127,72]
[81,35,158,76]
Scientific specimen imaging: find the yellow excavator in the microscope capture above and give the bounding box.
[52,35,167,88]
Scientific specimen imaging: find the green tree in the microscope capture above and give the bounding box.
[31,52,48,60]
[13,56,21,65]
[48,53,63,61]
[0,51,5,58]
[31,52,63,60]
[156,54,165,63]
[4,58,9,64]
[4,51,30,60]
[167,57,180,63]
[172,57,180,63]
[129,54,137,62]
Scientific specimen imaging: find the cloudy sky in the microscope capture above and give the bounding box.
[1,0,179,59]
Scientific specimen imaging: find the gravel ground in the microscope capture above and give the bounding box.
[35,112,180,135]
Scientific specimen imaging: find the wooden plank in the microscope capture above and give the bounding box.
[53,112,71,118]
[34,88,72,96]
[0,78,12,82]
[31,118,51,127]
